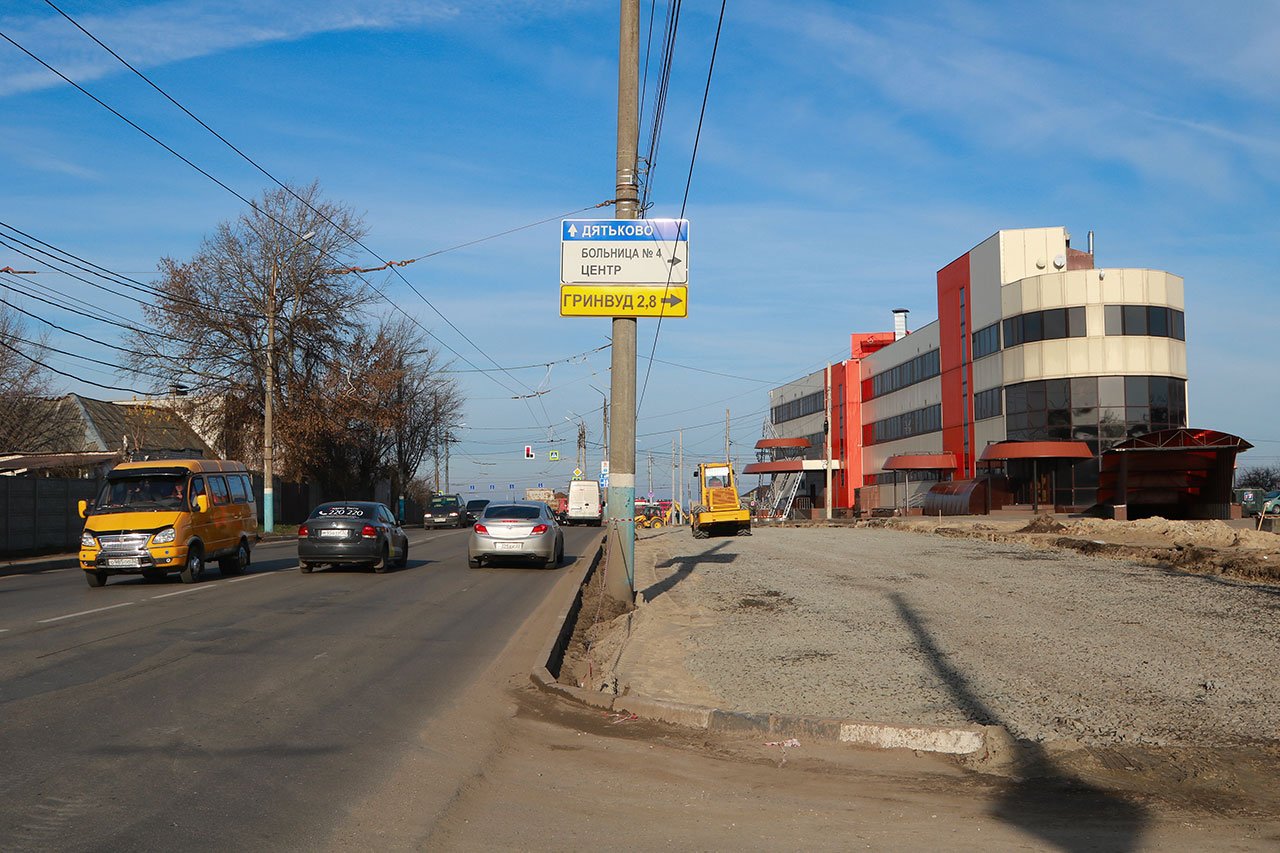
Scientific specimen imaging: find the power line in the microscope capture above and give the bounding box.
[33,3,615,433]
[638,0,727,411]
[0,25,536,408]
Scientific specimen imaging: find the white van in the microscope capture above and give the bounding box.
[566,480,603,526]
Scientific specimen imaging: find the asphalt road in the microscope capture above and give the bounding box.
[0,524,602,851]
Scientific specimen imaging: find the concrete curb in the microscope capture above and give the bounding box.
[529,541,999,756]
[529,669,996,755]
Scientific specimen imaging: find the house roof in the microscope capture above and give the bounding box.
[4,394,212,457]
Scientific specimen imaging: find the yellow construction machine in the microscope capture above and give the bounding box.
[635,501,683,529]
[690,462,750,538]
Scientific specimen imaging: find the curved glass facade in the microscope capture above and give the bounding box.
[1002,375,1187,506]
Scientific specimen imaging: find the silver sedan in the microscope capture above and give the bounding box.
[467,501,564,569]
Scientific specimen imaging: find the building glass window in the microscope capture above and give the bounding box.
[1002,306,1088,348]
[1123,305,1147,336]
[869,404,942,444]
[974,387,1002,420]
[869,350,940,399]
[1102,305,1183,340]
[1003,375,1187,507]
[771,390,825,424]
[972,323,1000,359]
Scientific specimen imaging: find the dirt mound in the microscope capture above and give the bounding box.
[1019,514,1068,534]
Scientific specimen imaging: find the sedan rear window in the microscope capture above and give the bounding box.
[482,505,541,520]
[311,504,373,519]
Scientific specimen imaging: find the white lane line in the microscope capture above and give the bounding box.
[0,628,9,633]
[150,585,216,600]
[39,569,71,574]
[38,602,135,623]
[227,573,274,583]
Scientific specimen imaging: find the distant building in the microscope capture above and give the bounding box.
[753,227,1189,513]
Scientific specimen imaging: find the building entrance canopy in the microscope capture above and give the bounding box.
[1096,428,1252,521]
[883,452,958,471]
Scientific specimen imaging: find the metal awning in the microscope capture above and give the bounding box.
[979,440,1093,462]
[754,437,811,450]
[743,459,841,474]
[883,452,958,471]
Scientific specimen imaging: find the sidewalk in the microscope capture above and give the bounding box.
[567,521,1280,753]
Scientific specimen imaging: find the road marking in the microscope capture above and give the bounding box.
[38,602,135,623]
[227,573,274,584]
[39,569,71,574]
[150,585,216,600]
[0,628,9,633]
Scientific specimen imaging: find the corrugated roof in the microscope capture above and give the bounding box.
[0,395,212,457]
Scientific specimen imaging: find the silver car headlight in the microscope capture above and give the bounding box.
[80,531,97,548]
[152,527,177,545]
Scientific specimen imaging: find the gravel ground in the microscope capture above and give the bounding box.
[619,525,1280,747]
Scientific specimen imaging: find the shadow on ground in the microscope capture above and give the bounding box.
[642,541,735,602]
[890,591,1149,852]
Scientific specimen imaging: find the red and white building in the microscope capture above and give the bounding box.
[752,227,1191,514]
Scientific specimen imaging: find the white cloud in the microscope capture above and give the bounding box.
[0,1,476,98]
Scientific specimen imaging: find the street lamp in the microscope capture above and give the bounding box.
[262,230,315,533]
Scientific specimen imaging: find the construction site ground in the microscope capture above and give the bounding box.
[557,515,1280,828]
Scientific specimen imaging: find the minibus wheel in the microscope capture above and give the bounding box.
[181,546,204,584]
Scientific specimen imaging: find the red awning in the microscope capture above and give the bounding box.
[742,460,806,474]
[883,452,957,471]
[979,440,1093,462]
[754,437,811,449]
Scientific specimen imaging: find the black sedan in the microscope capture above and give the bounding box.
[464,498,490,524]
[297,502,409,573]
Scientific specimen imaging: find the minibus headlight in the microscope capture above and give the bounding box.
[80,531,97,548]
[153,527,177,545]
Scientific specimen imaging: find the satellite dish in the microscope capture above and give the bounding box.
[1053,254,1066,269]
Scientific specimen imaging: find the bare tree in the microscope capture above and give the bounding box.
[292,317,462,499]
[128,181,374,471]
[0,307,83,452]
[1237,466,1280,491]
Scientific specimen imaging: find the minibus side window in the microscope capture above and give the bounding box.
[190,477,206,510]
[228,475,248,504]
[208,476,231,506]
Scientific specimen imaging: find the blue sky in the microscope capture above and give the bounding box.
[2,0,1278,497]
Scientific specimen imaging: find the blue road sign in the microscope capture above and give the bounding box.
[562,219,688,241]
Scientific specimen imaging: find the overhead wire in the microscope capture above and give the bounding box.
[34,0,612,435]
[638,0,727,412]
[0,22,530,412]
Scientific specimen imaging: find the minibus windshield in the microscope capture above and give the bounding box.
[92,475,187,513]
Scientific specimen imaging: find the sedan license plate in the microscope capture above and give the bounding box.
[107,557,140,568]
[495,542,521,551]
[319,529,348,538]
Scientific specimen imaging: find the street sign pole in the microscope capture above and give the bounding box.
[606,0,639,605]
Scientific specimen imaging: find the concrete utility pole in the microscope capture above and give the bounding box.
[724,409,731,464]
[262,230,313,533]
[604,0,639,605]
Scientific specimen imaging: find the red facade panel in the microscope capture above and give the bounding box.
[936,252,972,476]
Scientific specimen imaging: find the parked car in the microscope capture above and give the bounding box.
[424,494,466,528]
[464,498,490,524]
[1260,491,1280,516]
[468,500,564,569]
[298,501,408,573]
